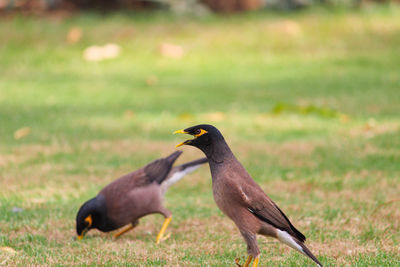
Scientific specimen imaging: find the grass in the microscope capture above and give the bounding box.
[1,5,400,266]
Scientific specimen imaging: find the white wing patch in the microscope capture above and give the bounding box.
[276,229,305,255]
[239,186,250,203]
[161,165,200,190]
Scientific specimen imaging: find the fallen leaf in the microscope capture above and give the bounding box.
[102,43,120,59]
[14,127,30,140]
[67,27,82,44]
[159,43,184,59]
[83,46,103,62]
[83,44,121,62]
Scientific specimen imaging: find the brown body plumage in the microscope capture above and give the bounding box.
[76,151,207,242]
[174,124,322,267]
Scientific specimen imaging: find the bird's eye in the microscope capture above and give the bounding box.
[194,129,201,135]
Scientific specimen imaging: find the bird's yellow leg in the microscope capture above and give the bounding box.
[113,224,135,239]
[252,256,259,267]
[243,255,253,267]
[156,216,172,244]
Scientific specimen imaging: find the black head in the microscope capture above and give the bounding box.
[174,124,230,162]
[76,197,105,240]
[174,124,222,148]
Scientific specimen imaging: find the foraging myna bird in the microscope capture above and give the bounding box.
[174,125,322,267]
[76,151,207,242]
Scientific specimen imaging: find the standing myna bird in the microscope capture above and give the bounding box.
[76,151,207,243]
[174,125,322,267]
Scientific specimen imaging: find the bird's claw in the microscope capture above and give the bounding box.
[235,258,243,267]
[160,232,171,242]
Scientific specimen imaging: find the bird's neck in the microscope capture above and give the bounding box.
[201,138,236,180]
[87,195,108,230]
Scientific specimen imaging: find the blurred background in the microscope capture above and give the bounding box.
[2,0,396,13]
[0,0,399,266]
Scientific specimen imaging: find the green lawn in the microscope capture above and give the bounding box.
[1,6,400,266]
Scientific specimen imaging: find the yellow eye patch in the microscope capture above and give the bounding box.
[84,215,92,227]
[194,129,208,137]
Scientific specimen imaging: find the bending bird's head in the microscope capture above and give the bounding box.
[76,197,100,240]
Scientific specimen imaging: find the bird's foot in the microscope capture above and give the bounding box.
[160,232,171,243]
[235,255,253,267]
[156,217,172,244]
[113,224,135,240]
[252,256,259,267]
[235,258,243,267]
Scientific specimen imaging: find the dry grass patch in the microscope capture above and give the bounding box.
[347,121,399,139]
[80,139,174,156]
[234,140,318,168]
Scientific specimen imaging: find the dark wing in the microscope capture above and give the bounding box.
[100,169,150,197]
[241,184,306,242]
[143,151,182,184]
[143,158,172,184]
[161,157,208,189]
[175,157,208,170]
[100,151,182,196]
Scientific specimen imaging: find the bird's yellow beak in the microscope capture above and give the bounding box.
[173,128,208,147]
[173,129,189,147]
[77,227,89,240]
[173,129,187,135]
[175,142,185,148]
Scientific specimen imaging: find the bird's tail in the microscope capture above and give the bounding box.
[298,242,323,267]
[276,229,322,267]
[165,150,183,165]
[161,157,208,190]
